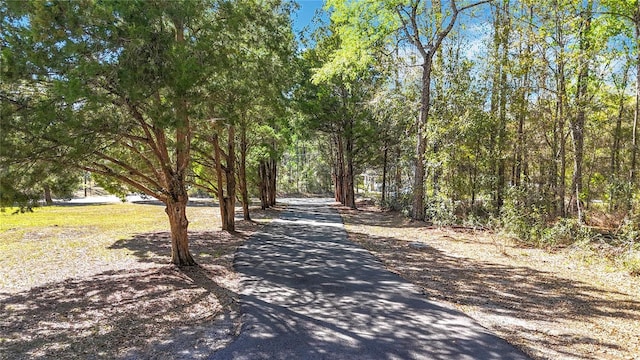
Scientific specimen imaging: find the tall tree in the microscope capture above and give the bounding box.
[568,0,594,223]
[318,0,490,220]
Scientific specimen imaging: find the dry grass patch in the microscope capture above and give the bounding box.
[338,203,640,360]
[0,202,279,359]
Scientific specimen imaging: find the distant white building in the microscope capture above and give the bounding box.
[362,169,381,192]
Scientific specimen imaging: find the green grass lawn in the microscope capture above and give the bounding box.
[0,203,222,293]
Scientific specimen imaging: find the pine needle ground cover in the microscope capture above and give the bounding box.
[0,202,277,359]
[338,203,640,360]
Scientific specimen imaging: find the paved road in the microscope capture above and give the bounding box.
[211,199,530,360]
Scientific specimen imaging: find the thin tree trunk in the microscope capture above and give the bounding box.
[213,131,232,231]
[335,135,346,204]
[382,144,388,204]
[631,9,640,194]
[433,141,441,197]
[555,5,567,218]
[496,0,510,211]
[395,146,402,196]
[559,79,567,218]
[610,66,628,211]
[239,119,250,221]
[259,160,268,209]
[344,119,356,209]
[225,125,236,231]
[569,1,592,224]
[513,4,533,188]
[269,157,277,206]
[551,91,559,216]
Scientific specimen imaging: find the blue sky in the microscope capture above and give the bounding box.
[291,0,326,34]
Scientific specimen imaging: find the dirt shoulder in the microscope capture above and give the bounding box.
[0,206,280,360]
[337,204,640,360]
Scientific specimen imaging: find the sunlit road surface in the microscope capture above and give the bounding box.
[211,198,530,360]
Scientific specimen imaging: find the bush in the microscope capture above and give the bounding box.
[622,252,640,276]
[616,216,640,276]
[541,218,594,247]
[425,197,457,226]
[381,192,413,217]
[618,216,640,245]
[500,186,549,244]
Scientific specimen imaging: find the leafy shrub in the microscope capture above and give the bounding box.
[618,216,640,245]
[425,197,457,225]
[616,215,640,276]
[381,192,413,217]
[500,186,549,244]
[623,254,640,276]
[541,218,594,247]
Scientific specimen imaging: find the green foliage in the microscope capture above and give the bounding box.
[380,192,413,217]
[423,197,457,226]
[618,214,640,245]
[0,161,81,212]
[1,0,295,207]
[500,187,551,245]
[541,218,594,246]
[610,214,640,276]
[314,0,398,83]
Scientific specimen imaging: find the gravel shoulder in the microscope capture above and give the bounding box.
[337,203,640,360]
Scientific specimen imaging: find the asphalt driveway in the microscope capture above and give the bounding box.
[211,198,529,360]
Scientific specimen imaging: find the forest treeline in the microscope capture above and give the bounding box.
[290,0,640,251]
[1,0,639,268]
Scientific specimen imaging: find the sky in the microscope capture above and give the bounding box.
[291,0,326,35]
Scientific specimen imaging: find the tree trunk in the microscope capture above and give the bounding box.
[569,1,592,224]
[344,119,356,209]
[610,59,630,211]
[631,9,640,193]
[213,131,234,232]
[395,146,402,196]
[382,144,388,204]
[433,141,441,197]
[225,125,236,231]
[167,20,195,266]
[259,160,268,209]
[268,157,277,206]
[44,184,53,206]
[239,120,251,221]
[495,0,510,212]
[555,6,567,218]
[334,135,346,204]
[166,194,196,266]
[611,69,628,182]
[559,77,567,218]
[513,4,533,188]
[413,61,432,221]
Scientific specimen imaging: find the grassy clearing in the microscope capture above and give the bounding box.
[0,203,222,293]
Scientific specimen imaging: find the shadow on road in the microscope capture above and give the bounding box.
[213,201,529,359]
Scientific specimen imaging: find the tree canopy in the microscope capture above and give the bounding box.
[2,0,639,262]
